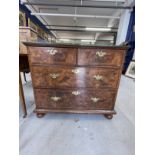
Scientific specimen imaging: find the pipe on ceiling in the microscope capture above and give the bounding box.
[48,28,117,33]
[31,13,120,19]
[45,25,118,29]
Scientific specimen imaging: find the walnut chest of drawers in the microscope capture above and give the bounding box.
[24,42,128,119]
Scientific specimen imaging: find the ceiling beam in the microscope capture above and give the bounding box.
[65,0,125,2]
[46,25,86,28]
[49,28,117,33]
[56,38,113,41]
[46,25,118,29]
[31,13,120,19]
[23,2,132,9]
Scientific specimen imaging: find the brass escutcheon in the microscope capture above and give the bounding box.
[91,97,100,102]
[50,96,61,102]
[72,91,81,96]
[96,51,106,57]
[49,73,60,79]
[47,49,57,55]
[71,69,80,74]
[93,75,103,81]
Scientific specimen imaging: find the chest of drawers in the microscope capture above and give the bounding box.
[24,42,128,119]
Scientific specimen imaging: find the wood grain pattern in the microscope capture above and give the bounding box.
[35,109,116,115]
[19,72,27,117]
[78,48,124,67]
[25,43,128,119]
[29,47,77,65]
[31,66,120,89]
[19,27,38,54]
[34,88,116,110]
[19,27,48,54]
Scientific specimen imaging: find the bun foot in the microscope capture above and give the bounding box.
[23,114,27,118]
[36,113,45,118]
[104,114,113,119]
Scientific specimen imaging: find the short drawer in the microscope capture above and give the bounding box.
[78,48,124,67]
[31,66,120,89]
[28,47,77,65]
[34,88,115,110]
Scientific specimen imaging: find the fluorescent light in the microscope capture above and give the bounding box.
[31,13,120,19]
[85,27,111,31]
[81,40,96,44]
[81,40,95,42]
[58,39,70,42]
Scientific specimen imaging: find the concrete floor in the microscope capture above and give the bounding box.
[19,74,135,155]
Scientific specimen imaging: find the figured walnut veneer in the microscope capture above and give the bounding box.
[24,43,127,119]
[31,66,119,89]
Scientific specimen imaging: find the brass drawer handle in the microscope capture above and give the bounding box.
[91,97,100,103]
[96,51,106,57]
[50,96,61,102]
[72,91,81,96]
[49,73,60,79]
[93,75,103,81]
[47,49,57,55]
[72,69,80,74]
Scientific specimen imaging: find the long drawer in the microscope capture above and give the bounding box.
[31,66,120,89]
[34,88,115,110]
[78,48,124,67]
[28,47,77,65]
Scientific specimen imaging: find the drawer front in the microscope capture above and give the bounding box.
[35,89,115,110]
[78,48,124,67]
[31,66,119,89]
[29,47,77,65]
